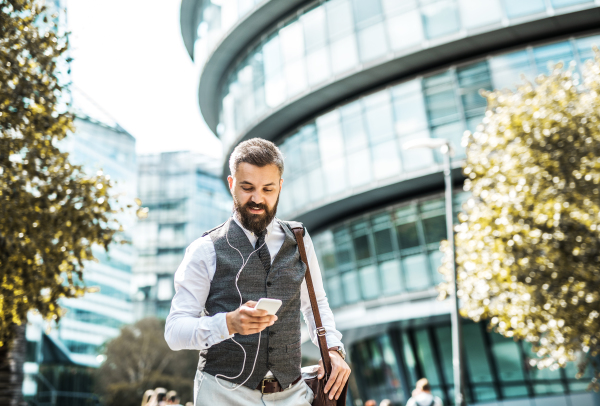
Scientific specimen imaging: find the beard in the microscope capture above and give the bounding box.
[233,194,279,234]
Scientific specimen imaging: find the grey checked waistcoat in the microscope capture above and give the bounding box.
[201,218,306,389]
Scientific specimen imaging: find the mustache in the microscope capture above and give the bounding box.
[244,201,267,211]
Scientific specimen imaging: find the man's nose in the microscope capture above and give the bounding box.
[250,190,264,204]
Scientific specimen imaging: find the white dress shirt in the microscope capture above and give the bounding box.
[164,216,344,358]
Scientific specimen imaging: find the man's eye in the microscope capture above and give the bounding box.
[242,187,252,191]
[264,189,273,192]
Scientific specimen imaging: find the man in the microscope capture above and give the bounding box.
[165,138,351,405]
[405,379,443,406]
[165,390,182,406]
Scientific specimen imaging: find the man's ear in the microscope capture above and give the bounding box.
[228,175,234,192]
[279,178,283,190]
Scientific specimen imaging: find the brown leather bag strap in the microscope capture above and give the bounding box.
[291,226,332,378]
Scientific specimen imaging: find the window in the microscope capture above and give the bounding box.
[396,221,420,250]
[457,62,493,132]
[428,250,445,284]
[330,34,359,74]
[489,50,533,91]
[315,231,337,274]
[502,0,545,18]
[373,227,394,256]
[348,149,373,187]
[342,270,361,303]
[359,265,380,299]
[327,276,344,307]
[353,233,372,261]
[341,102,368,152]
[414,329,441,386]
[317,110,345,159]
[533,42,575,75]
[357,23,388,62]
[576,35,600,63]
[489,333,529,398]
[302,6,327,51]
[420,0,460,39]
[463,324,495,384]
[351,0,383,28]
[458,0,501,29]
[157,276,174,301]
[434,326,454,385]
[64,340,99,355]
[550,0,592,8]
[307,166,326,202]
[372,140,401,180]
[403,254,431,290]
[326,0,354,40]
[379,259,403,294]
[392,80,433,169]
[421,215,447,244]
[364,92,395,144]
[424,71,460,126]
[334,229,353,267]
[386,9,423,51]
[306,47,331,86]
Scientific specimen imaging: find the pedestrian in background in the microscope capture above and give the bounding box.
[380,399,392,406]
[406,379,443,406]
[141,389,154,406]
[365,400,377,406]
[146,387,168,406]
[166,390,182,405]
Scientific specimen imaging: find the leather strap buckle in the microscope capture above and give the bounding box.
[316,327,327,336]
[261,378,277,394]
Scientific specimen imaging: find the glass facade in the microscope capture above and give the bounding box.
[216,0,598,150]
[192,0,263,65]
[134,152,232,319]
[275,34,600,219]
[311,192,469,309]
[351,321,596,405]
[55,115,137,367]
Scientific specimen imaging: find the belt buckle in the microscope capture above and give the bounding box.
[261,378,277,394]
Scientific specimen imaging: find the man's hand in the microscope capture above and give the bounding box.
[317,350,351,401]
[226,300,277,335]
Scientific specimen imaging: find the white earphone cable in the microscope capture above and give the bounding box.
[214,218,269,391]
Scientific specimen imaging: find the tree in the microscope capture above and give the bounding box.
[95,318,197,406]
[0,0,118,403]
[439,51,600,388]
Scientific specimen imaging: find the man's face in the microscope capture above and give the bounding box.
[228,162,283,234]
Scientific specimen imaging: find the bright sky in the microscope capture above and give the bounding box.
[66,0,222,159]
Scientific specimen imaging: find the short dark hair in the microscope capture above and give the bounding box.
[229,138,284,177]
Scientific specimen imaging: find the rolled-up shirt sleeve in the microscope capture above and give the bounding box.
[164,236,233,351]
[300,231,344,352]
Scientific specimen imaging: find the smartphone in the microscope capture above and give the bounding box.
[255,298,283,315]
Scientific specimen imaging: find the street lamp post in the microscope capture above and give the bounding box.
[403,138,465,406]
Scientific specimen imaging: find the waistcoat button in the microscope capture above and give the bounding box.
[268,347,274,353]
[269,331,275,337]
[266,281,273,287]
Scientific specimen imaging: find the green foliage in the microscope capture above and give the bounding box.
[440,51,600,388]
[0,0,118,346]
[95,318,197,406]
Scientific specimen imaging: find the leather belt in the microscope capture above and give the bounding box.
[256,375,302,394]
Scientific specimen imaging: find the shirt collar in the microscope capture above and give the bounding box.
[232,213,276,239]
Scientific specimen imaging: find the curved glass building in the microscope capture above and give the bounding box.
[181,1,600,404]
